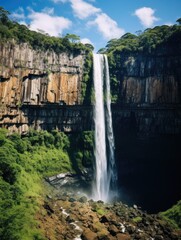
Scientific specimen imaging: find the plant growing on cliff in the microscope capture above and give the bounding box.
[81,51,94,104]
[160,200,181,229]
[69,131,94,173]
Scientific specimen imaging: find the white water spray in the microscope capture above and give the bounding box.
[92,53,117,202]
[104,55,117,193]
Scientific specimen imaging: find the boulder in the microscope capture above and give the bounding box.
[81,229,98,240]
[116,233,131,240]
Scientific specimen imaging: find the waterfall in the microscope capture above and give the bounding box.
[104,55,117,195]
[93,54,108,201]
[92,53,117,202]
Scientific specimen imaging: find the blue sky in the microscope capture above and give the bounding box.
[1,0,181,51]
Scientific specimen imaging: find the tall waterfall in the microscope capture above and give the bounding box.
[104,56,117,195]
[92,53,117,202]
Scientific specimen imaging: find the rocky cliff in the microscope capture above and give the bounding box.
[1,32,181,136]
[0,41,84,107]
[117,53,181,104]
[0,40,91,133]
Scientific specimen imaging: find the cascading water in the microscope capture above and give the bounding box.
[92,53,117,202]
[93,54,108,201]
[104,55,117,195]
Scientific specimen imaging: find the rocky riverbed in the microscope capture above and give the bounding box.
[36,187,181,240]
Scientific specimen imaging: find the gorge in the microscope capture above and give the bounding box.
[0,26,180,212]
[0,12,181,239]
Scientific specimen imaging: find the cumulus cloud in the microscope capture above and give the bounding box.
[52,0,100,19]
[12,7,25,20]
[88,13,125,40]
[28,8,72,36]
[70,0,101,19]
[52,0,68,3]
[134,7,159,28]
[81,38,93,45]
[164,22,173,26]
[51,0,124,40]
[42,7,54,15]
[19,21,27,26]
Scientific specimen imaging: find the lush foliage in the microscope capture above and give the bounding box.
[81,52,94,104]
[102,24,181,55]
[160,200,181,229]
[69,131,94,173]
[0,129,72,239]
[0,7,91,54]
[99,23,181,103]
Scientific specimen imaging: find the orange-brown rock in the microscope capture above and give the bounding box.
[0,41,85,107]
[116,233,131,240]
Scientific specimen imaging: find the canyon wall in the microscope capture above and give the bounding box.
[107,27,181,106]
[118,54,181,104]
[0,39,180,211]
[0,40,181,136]
[0,41,84,107]
[0,105,92,134]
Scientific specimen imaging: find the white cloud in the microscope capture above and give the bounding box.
[164,22,173,26]
[134,7,159,28]
[42,7,54,15]
[52,0,100,19]
[12,7,25,20]
[51,0,124,40]
[52,0,68,2]
[81,38,93,45]
[19,21,27,26]
[70,0,101,19]
[28,9,72,36]
[88,13,125,40]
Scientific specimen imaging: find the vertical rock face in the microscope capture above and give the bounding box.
[116,54,181,104]
[0,41,84,106]
[0,40,181,135]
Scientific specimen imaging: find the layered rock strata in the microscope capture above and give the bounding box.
[116,54,181,104]
[0,41,84,106]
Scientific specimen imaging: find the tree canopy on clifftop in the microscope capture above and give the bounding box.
[100,22,181,55]
[0,7,91,54]
[100,22,181,103]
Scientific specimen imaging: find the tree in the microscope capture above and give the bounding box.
[176,18,181,25]
[0,7,10,24]
[84,43,94,51]
[135,30,142,36]
[97,48,106,54]
[65,33,80,43]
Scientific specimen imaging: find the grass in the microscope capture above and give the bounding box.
[0,129,73,239]
[132,216,142,223]
[160,200,181,229]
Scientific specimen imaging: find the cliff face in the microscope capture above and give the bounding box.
[0,40,181,135]
[116,53,181,104]
[0,41,84,106]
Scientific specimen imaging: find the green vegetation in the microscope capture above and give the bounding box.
[0,7,94,104]
[91,202,107,216]
[70,131,94,173]
[103,24,181,55]
[0,128,72,239]
[99,22,181,103]
[0,128,95,239]
[160,200,181,229]
[0,7,91,54]
[132,216,142,223]
[81,52,94,104]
